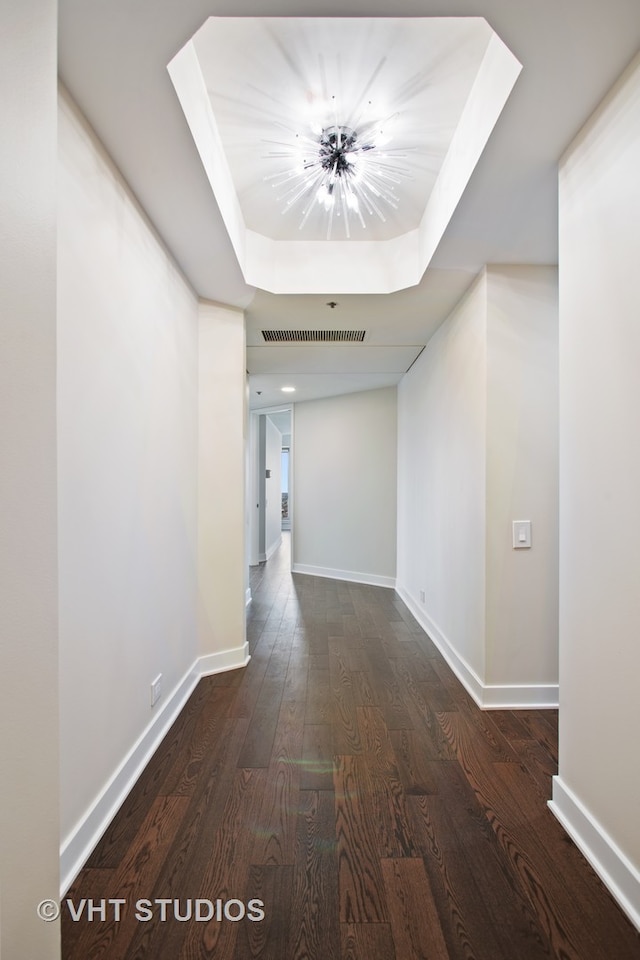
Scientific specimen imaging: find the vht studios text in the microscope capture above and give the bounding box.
[65,898,265,922]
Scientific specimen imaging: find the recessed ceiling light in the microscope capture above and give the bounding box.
[281,386,296,393]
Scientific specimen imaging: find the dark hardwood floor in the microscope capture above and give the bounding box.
[62,534,639,959]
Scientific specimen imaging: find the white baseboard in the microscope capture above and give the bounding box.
[397,585,485,704]
[481,682,559,709]
[549,777,640,931]
[60,643,250,896]
[292,562,396,589]
[396,585,558,710]
[265,535,282,561]
[59,662,200,895]
[199,642,250,677]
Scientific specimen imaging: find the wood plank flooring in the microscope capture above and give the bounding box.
[62,535,639,959]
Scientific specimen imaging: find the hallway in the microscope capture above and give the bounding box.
[62,538,639,959]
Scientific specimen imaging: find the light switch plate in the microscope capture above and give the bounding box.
[512,520,532,549]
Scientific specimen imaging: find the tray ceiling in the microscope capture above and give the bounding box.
[168,17,521,294]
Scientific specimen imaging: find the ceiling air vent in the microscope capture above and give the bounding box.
[262,329,366,343]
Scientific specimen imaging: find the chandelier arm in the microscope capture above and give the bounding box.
[352,196,367,230]
[326,195,336,240]
[298,196,317,230]
[357,184,388,222]
[339,186,351,239]
[281,168,327,210]
[369,162,412,180]
[358,170,402,203]
[265,162,322,189]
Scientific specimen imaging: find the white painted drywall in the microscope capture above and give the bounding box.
[397,274,488,682]
[293,387,397,583]
[0,3,60,955]
[397,266,559,701]
[556,51,640,883]
[485,265,559,687]
[57,90,199,850]
[265,415,283,558]
[198,301,248,663]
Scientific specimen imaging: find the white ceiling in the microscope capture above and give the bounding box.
[58,1,640,410]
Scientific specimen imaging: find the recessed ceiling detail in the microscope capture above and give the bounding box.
[262,329,366,343]
[168,17,521,295]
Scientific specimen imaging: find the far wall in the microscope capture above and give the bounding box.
[293,387,397,586]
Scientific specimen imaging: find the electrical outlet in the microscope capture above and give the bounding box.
[419,590,426,603]
[150,674,162,707]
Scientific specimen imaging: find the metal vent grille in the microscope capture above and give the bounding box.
[262,329,366,343]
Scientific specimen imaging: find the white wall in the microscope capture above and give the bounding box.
[397,266,559,707]
[293,387,397,586]
[265,415,283,558]
[198,300,248,670]
[485,266,559,689]
[397,274,488,683]
[551,51,640,927]
[0,2,60,956]
[57,90,199,878]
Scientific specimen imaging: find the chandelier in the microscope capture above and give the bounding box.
[264,105,412,240]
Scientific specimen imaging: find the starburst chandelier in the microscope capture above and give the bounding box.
[264,102,412,240]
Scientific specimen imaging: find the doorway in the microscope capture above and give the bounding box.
[248,407,293,569]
